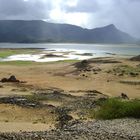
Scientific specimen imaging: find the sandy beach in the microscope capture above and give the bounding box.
[0,48,139,136]
[0,56,139,98]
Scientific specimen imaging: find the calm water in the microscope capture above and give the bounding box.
[0,43,140,61]
[0,43,140,55]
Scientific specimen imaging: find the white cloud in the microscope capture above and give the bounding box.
[49,10,90,27]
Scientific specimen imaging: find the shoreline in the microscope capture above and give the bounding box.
[0,47,138,63]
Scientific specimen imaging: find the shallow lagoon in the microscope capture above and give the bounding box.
[0,43,140,62]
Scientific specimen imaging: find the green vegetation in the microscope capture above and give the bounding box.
[24,94,48,102]
[0,61,38,65]
[58,59,80,63]
[0,49,80,65]
[89,98,140,120]
[24,91,71,103]
[108,65,140,76]
[0,50,18,58]
[0,60,79,66]
[0,49,40,58]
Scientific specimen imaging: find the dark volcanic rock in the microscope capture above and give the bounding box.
[0,96,40,108]
[1,75,20,83]
[74,60,90,70]
[129,72,139,77]
[1,78,8,83]
[55,107,73,129]
[130,55,140,61]
[41,54,65,59]
[121,93,129,99]
[8,75,19,82]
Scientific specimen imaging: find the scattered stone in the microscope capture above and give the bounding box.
[0,118,139,140]
[121,93,129,99]
[129,72,139,77]
[81,73,88,77]
[55,107,73,129]
[1,78,8,83]
[0,96,40,108]
[82,74,86,77]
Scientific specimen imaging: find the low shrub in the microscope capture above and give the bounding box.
[90,98,140,120]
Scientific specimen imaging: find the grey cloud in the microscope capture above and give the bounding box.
[84,0,140,37]
[0,0,51,19]
[0,0,26,16]
[0,0,140,37]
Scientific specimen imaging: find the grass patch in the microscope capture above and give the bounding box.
[0,60,80,66]
[89,98,140,120]
[58,59,80,63]
[0,49,40,58]
[0,61,38,66]
[24,91,76,107]
[117,65,140,73]
[24,94,49,102]
[0,50,17,58]
[109,65,140,76]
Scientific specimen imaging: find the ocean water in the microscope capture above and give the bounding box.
[0,43,140,62]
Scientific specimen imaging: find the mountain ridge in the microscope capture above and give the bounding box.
[0,20,136,43]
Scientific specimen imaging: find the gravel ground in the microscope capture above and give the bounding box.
[0,118,139,140]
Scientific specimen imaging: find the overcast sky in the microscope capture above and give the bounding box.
[0,0,140,38]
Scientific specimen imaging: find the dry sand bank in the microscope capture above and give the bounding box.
[0,56,139,132]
